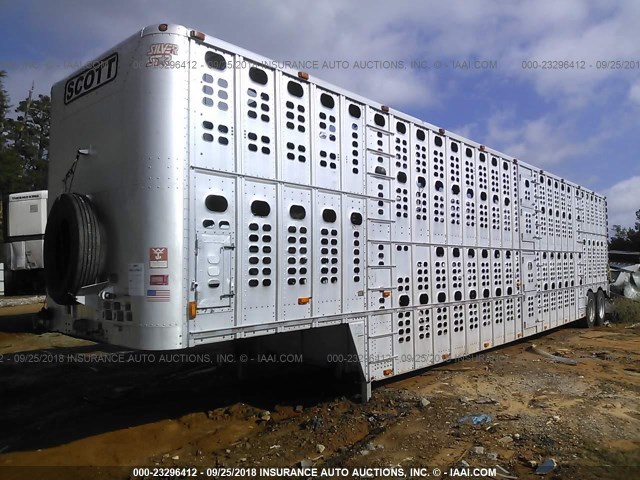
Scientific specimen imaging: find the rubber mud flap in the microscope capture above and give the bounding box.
[44,193,107,305]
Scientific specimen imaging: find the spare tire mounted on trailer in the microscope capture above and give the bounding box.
[44,193,107,305]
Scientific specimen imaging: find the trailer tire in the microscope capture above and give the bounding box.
[595,289,606,326]
[583,290,596,328]
[44,193,107,305]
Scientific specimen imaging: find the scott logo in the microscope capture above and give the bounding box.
[64,52,118,105]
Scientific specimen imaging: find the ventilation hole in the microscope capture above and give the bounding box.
[434,136,443,147]
[420,293,429,304]
[453,248,460,257]
[350,212,363,225]
[399,295,410,307]
[322,209,337,223]
[454,291,462,301]
[205,51,226,70]
[320,93,334,109]
[348,104,361,118]
[417,176,426,188]
[396,122,406,134]
[397,172,407,183]
[375,166,386,175]
[287,80,303,97]
[203,133,213,142]
[249,66,268,85]
[435,181,444,192]
[251,200,270,217]
[496,288,502,296]
[416,129,426,141]
[202,121,213,130]
[438,292,446,303]
[202,219,214,228]
[205,195,228,212]
[374,113,385,127]
[452,185,460,195]
[249,279,259,287]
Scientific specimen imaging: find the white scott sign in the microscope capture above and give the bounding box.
[64,52,118,104]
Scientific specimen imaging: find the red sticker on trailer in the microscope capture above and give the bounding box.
[150,274,169,286]
[149,247,168,268]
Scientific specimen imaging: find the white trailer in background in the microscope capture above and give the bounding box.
[2,191,48,296]
[42,24,608,399]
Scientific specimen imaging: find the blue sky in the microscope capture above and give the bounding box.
[1,0,639,227]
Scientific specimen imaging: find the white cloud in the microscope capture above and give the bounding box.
[466,110,612,168]
[603,176,640,228]
[629,82,640,106]
[4,0,639,111]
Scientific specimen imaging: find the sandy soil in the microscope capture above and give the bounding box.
[0,306,638,480]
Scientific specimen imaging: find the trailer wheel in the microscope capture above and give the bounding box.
[583,290,596,328]
[44,193,107,305]
[595,289,606,325]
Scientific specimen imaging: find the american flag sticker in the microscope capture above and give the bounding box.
[147,289,170,302]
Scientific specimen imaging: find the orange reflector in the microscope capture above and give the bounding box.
[188,301,197,319]
[442,353,450,360]
[543,326,548,330]
[381,105,390,112]
[479,145,486,151]
[190,30,205,41]
[297,297,311,305]
[382,290,391,298]
[438,127,445,135]
[383,368,393,376]
[298,71,309,80]
[483,341,491,348]
[517,333,522,338]
[158,24,168,32]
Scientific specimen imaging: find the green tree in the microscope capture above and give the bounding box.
[0,75,50,195]
[0,70,9,147]
[609,209,640,252]
[5,93,50,191]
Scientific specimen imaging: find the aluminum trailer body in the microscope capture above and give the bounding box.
[45,24,608,398]
[2,190,48,295]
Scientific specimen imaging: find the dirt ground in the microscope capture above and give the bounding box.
[0,302,638,480]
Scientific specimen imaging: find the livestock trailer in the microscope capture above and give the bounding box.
[2,190,48,295]
[44,24,608,399]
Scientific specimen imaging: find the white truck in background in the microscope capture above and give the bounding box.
[1,191,48,296]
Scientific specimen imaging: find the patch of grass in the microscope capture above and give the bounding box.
[610,297,640,324]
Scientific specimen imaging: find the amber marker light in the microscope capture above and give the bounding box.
[158,24,168,32]
[190,30,205,41]
[188,301,197,319]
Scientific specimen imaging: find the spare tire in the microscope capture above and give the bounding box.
[44,193,107,305]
